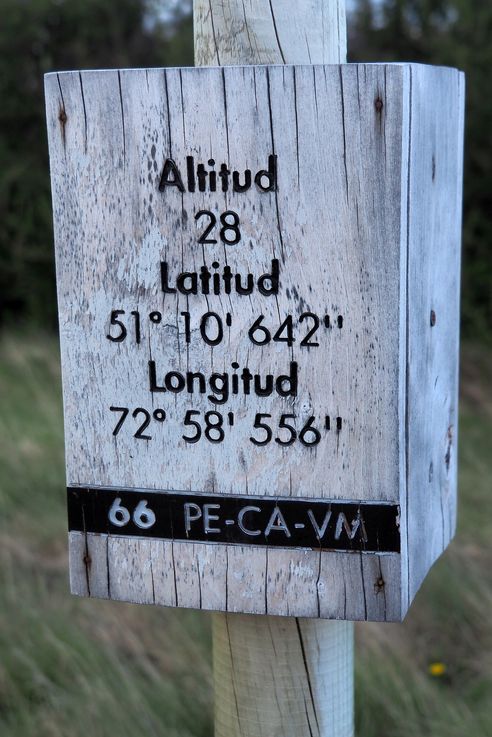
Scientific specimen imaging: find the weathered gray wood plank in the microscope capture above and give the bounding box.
[405,65,465,602]
[46,64,404,503]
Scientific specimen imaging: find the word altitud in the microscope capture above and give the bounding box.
[159,154,278,194]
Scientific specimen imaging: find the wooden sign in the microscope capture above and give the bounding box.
[45,63,464,621]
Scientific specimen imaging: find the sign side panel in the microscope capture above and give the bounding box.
[406,65,464,603]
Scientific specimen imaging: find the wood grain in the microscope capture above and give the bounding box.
[47,61,464,622]
[47,64,404,502]
[405,65,465,604]
[194,0,347,66]
[213,614,353,737]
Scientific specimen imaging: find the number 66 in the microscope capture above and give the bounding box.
[108,498,156,530]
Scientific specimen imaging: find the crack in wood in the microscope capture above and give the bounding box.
[117,70,126,163]
[296,619,321,735]
[78,72,88,154]
[268,0,286,63]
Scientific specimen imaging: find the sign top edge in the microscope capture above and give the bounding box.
[44,61,464,80]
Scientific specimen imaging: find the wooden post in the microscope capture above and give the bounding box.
[194,0,347,66]
[213,615,354,737]
[45,4,464,737]
[194,3,354,736]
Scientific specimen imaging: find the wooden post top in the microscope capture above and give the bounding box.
[194,0,347,66]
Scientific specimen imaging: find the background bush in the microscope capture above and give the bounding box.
[0,0,490,337]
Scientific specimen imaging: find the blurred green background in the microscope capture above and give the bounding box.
[0,1,490,736]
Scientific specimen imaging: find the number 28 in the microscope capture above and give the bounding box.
[195,210,241,245]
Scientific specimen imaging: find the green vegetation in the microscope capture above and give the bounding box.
[0,333,212,737]
[0,333,491,736]
[350,0,492,340]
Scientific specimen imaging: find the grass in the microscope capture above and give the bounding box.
[0,332,491,736]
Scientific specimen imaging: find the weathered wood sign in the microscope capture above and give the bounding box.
[45,63,464,621]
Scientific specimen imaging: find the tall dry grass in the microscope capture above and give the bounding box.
[0,333,490,736]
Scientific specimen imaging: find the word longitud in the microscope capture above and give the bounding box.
[148,360,298,404]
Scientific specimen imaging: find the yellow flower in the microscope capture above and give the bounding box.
[428,662,446,677]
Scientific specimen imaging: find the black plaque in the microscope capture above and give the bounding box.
[67,487,400,553]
